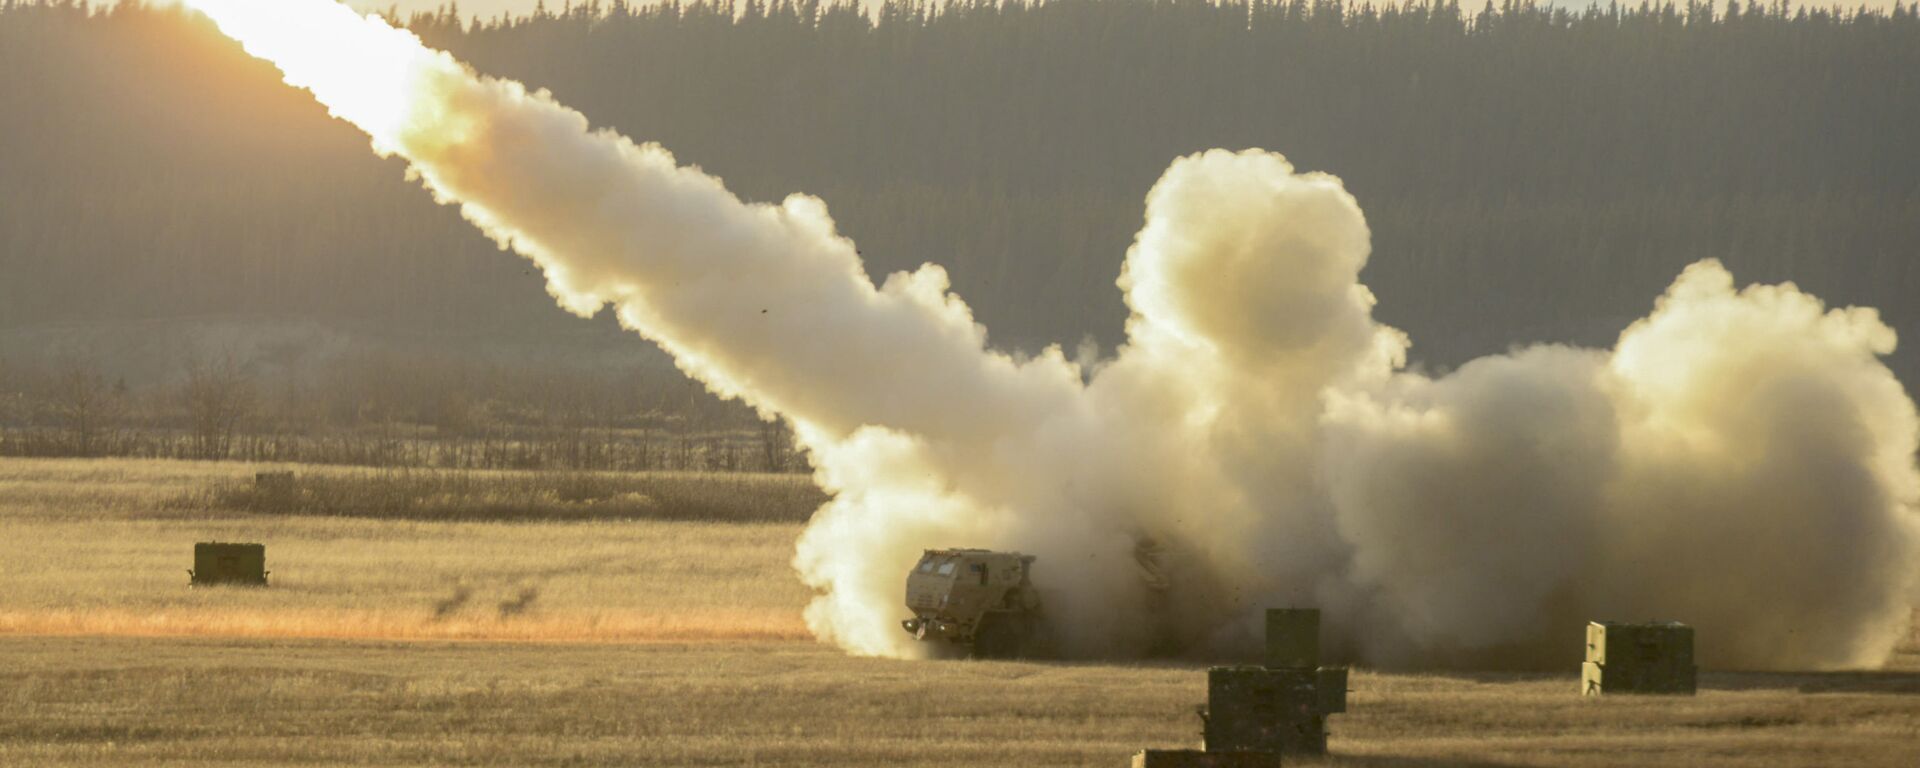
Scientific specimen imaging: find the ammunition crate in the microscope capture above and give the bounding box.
[1586,621,1694,666]
[1132,749,1282,767]
[1203,666,1325,755]
[1314,667,1348,714]
[1582,621,1696,695]
[1582,661,1697,696]
[190,542,268,587]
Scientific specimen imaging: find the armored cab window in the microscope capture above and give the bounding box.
[915,555,937,574]
[971,562,988,586]
[936,561,956,576]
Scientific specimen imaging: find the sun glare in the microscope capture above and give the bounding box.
[184,0,437,146]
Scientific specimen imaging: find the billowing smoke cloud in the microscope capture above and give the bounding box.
[190,0,1919,670]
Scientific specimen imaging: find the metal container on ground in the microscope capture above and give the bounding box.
[1132,749,1281,767]
[1129,607,1347,765]
[1314,667,1348,714]
[1582,620,1695,695]
[1202,666,1325,755]
[190,542,268,587]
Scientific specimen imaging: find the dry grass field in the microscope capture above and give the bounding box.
[0,458,816,642]
[2,457,1918,767]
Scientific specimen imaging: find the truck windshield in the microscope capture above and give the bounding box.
[936,561,956,577]
[915,556,937,574]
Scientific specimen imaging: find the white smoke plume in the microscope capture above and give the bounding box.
[189,0,1919,670]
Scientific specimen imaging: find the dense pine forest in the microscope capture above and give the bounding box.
[1,0,1917,463]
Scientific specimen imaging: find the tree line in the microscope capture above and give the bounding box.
[0,349,798,470]
[1,0,1917,465]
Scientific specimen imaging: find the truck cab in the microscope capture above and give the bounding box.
[901,548,1042,658]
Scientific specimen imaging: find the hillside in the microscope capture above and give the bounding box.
[2,0,1916,384]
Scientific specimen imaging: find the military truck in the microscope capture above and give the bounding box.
[901,548,1044,658]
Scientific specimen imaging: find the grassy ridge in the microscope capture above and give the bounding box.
[0,457,815,641]
[2,637,1917,767]
[174,467,827,523]
[3,457,1918,766]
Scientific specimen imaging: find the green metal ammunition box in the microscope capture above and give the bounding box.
[1582,621,1696,695]
[1314,667,1347,714]
[1132,749,1282,767]
[190,542,268,587]
[1203,666,1324,755]
[1586,621,1694,666]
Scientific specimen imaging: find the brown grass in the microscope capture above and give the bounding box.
[2,456,1917,767]
[0,457,814,643]
[174,466,826,522]
[1,638,1916,767]
[0,607,808,643]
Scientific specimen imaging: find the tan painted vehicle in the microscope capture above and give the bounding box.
[901,548,1044,658]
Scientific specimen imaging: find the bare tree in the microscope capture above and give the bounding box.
[759,417,793,473]
[183,354,254,461]
[0,358,25,428]
[51,364,126,457]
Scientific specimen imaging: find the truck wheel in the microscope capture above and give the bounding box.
[972,613,1029,660]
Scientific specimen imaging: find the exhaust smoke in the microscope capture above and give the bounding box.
[188,0,1919,669]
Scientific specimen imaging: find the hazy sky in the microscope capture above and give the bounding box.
[345,0,553,18]
[346,0,1904,19]
[115,0,1918,15]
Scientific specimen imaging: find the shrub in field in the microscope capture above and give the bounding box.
[174,468,825,523]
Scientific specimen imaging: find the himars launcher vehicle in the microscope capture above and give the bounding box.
[901,548,1045,658]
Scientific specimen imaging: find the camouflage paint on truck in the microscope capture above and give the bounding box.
[901,548,1043,658]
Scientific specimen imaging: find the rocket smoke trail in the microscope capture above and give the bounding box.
[187,0,1919,669]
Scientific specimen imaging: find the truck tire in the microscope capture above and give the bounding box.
[972,612,1030,660]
